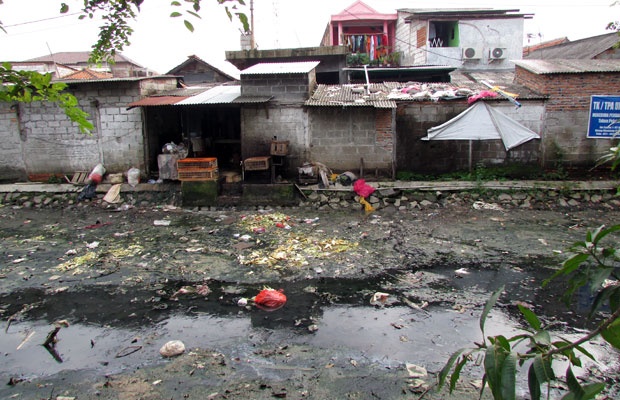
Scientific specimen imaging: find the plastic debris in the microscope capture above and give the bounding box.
[87,163,106,184]
[253,288,287,311]
[127,167,140,187]
[154,220,171,226]
[159,340,185,357]
[103,184,122,203]
[353,179,375,198]
[370,292,390,306]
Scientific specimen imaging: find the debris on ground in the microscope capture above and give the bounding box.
[253,288,287,311]
[159,340,186,357]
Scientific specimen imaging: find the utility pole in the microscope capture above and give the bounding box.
[250,0,255,50]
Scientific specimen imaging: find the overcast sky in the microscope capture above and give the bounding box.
[0,0,616,74]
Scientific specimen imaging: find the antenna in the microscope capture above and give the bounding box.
[46,42,60,78]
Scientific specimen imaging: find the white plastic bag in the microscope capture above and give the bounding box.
[127,167,140,187]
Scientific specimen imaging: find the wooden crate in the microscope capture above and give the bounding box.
[178,167,219,181]
[270,141,289,156]
[243,156,271,171]
[177,157,218,170]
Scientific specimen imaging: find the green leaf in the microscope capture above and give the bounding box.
[170,1,181,6]
[601,317,620,350]
[187,10,201,19]
[518,304,541,331]
[437,347,470,391]
[528,363,542,400]
[500,352,517,400]
[183,20,194,32]
[449,355,469,393]
[564,366,584,399]
[531,330,552,347]
[170,11,182,17]
[60,3,69,13]
[532,354,555,383]
[480,285,504,340]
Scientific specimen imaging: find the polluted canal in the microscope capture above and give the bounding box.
[1,197,619,399]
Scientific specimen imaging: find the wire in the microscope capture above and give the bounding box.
[3,12,82,28]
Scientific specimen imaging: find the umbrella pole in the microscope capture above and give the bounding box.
[469,139,473,172]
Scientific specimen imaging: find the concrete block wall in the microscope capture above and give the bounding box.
[307,107,393,173]
[395,101,543,173]
[241,72,315,102]
[241,105,308,174]
[17,81,146,175]
[516,67,620,166]
[0,103,27,181]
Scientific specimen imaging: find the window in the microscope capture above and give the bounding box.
[428,21,459,47]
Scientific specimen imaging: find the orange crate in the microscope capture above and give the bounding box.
[177,157,218,170]
[178,167,219,181]
[243,156,271,171]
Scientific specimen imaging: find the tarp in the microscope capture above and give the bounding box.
[421,102,540,151]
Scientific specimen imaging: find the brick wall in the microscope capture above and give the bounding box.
[515,67,620,166]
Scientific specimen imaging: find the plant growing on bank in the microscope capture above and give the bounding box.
[439,147,620,399]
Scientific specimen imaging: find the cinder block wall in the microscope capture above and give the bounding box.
[241,105,308,174]
[19,81,144,175]
[395,101,544,173]
[515,66,620,167]
[9,77,177,178]
[307,107,393,174]
[0,103,27,182]
[241,71,316,102]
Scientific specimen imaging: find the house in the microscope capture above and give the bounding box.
[394,7,532,70]
[514,59,620,168]
[523,37,569,58]
[166,55,240,86]
[25,51,154,78]
[523,32,620,60]
[0,74,178,182]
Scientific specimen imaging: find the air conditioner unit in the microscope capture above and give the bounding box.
[489,47,506,59]
[462,47,482,60]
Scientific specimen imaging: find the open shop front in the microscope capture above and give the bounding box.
[128,89,244,183]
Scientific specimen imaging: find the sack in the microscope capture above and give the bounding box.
[77,182,97,201]
[88,163,106,184]
[127,167,140,187]
[254,288,287,311]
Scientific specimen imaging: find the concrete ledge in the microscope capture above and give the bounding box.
[0,182,181,194]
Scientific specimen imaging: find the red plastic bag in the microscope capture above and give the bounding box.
[254,288,287,311]
[353,179,375,198]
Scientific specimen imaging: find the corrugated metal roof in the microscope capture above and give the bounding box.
[514,59,620,74]
[127,96,186,108]
[241,61,320,75]
[176,85,241,105]
[306,82,472,108]
[232,95,273,104]
[523,32,619,60]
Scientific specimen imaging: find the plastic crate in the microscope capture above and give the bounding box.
[178,167,219,181]
[177,157,218,170]
[243,156,271,171]
[270,141,289,156]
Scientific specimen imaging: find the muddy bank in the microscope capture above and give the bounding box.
[1,189,619,399]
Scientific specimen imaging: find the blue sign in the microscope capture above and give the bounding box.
[588,95,620,138]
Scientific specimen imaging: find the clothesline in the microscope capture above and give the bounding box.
[343,34,390,60]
